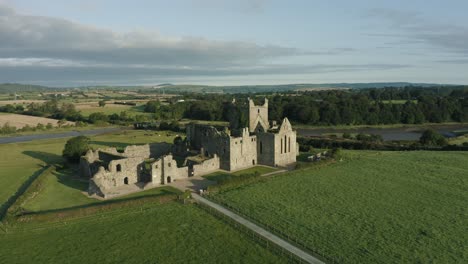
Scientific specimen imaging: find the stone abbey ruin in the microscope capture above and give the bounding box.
[80,98,298,198]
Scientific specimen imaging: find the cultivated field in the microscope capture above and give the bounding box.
[0,113,74,128]
[0,100,46,106]
[75,102,154,117]
[209,150,468,263]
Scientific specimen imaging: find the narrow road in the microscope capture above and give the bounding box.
[0,127,122,144]
[192,193,324,264]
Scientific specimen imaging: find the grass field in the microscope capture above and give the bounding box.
[204,166,278,183]
[449,134,468,145]
[210,150,468,263]
[0,130,178,211]
[0,202,287,263]
[75,102,152,117]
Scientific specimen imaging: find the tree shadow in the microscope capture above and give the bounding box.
[52,168,89,192]
[22,151,63,165]
[89,140,137,149]
[25,188,179,215]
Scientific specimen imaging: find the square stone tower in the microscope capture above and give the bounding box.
[248,98,269,133]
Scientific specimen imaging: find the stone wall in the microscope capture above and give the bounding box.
[79,149,125,178]
[88,157,146,197]
[151,158,163,185]
[160,154,189,183]
[228,128,258,171]
[192,154,220,177]
[123,143,172,159]
[186,123,231,169]
[248,98,269,133]
[273,118,297,167]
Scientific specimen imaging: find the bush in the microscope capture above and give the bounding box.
[342,133,352,139]
[420,129,448,146]
[0,123,17,134]
[62,136,90,163]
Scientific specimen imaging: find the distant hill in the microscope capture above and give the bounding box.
[151,82,455,93]
[0,82,461,94]
[0,83,59,93]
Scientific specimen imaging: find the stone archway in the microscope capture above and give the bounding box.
[166,176,172,183]
[124,177,129,185]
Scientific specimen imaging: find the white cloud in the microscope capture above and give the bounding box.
[0,4,409,85]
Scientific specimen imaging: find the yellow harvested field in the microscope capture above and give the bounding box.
[0,100,46,106]
[0,114,74,128]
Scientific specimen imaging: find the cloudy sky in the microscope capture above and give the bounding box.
[1,0,468,86]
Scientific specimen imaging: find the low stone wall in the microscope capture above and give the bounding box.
[193,155,220,177]
[122,143,172,159]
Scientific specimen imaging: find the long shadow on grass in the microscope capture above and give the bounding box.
[52,168,89,192]
[22,151,62,165]
[89,140,137,149]
[20,188,178,217]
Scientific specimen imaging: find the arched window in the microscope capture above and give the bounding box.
[280,138,283,153]
[124,177,128,184]
[288,137,291,153]
[284,135,287,153]
[116,164,122,172]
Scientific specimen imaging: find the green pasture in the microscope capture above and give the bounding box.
[204,166,278,183]
[78,104,152,117]
[210,150,468,263]
[0,202,286,263]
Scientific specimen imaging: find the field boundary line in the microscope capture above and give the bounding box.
[0,165,52,222]
[192,193,324,264]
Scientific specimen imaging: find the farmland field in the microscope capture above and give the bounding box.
[0,113,74,128]
[209,150,468,263]
[0,202,287,263]
[75,102,151,117]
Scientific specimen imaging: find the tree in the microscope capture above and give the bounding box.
[419,129,447,146]
[88,112,109,124]
[98,100,106,107]
[62,136,90,163]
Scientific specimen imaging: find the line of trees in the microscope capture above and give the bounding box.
[141,87,468,126]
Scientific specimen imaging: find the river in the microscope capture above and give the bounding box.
[297,124,468,141]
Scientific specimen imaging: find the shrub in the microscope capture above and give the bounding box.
[420,129,448,146]
[342,133,352,139]
[62,136,90,163]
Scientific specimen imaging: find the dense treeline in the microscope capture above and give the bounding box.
[142,87,468,126]
[270,91,467,125]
